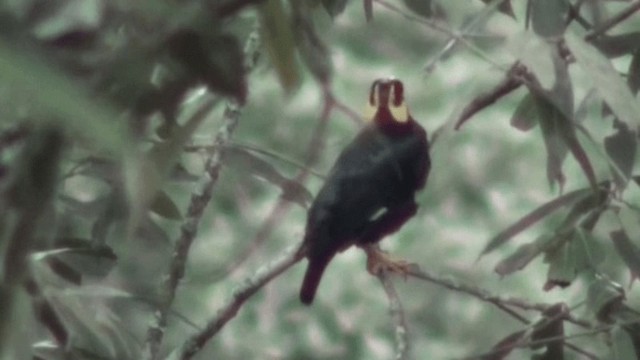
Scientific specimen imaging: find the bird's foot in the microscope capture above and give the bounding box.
[362,244,418,277]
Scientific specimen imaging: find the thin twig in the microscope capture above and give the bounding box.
[406,266,592,329]
[377,271,410,360]
[142,27,261,360]
[585,0,640,41]
[166,242,305,360]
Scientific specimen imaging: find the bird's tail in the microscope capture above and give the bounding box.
[300,256,331,305]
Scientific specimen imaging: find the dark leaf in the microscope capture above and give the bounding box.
[530,0,567,38]
[510,93,538,131]
[33,297,68,346]
[587,276,625,323]
[591,32,640,58]
[534,95,568,190]
[543,237,573,290]
[480,330,525,360]
[259,0,300,92]
[150,191,182,220]
[530,303,566,359]
[495,233,555,276]
[481,188,590,256]
[46,257,82,285]
[610,229,640,284]
[321,0,349,17]
[35,243,118,279]
[566,32,640,129]
[167,30,247,103]
[403,0,434,18]
[480,0,515,18]
[604,121,637,190]
[629,51,640,95]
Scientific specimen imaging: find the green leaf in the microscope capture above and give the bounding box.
[535,95,569,189]
[150,191,183,220]
[480,0,515,18]
[321,0,349,17]
[223,147,312,208]
[611,326,638,360]
[604,121,637,190]
[259,0,300,93]
[610,229,640,282]
[529,0,567,38]
[481,188,590,256]
[292,1,333,84]
[494,233,555,276]
[510,93,538,131]
[629,50,640,95]
[586,276,624,323]
[566,32,640,129]
[166,31,247,103]
[0,37,129,157]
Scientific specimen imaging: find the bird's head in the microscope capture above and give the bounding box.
[363,78,409,123]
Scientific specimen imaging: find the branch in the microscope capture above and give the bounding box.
[377,271,410,360]
[406,266,591,329]
[166,242,305,360]
[142,26,261,360]
[585,1,640,41]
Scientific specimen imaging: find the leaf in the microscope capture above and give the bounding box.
[481,188,590,256]
[530,303,566,359]
[542,228,602,290]
[223,147,312,208]
[495,233,555,276]
[586,276,625,323]
[259,0,300,93]
[610,326,638,360]
[166,30,247,103]
[591,32,640,58]
[403,0,434,18]
[34,241,118,279]
[0,36,129,157]
[610,229,640,283]
[535,95,569,190]
[604,121,637,190]
[150,190,183,220]
[292,1,333,84]
[510,93,538,131]
[321,0,349,17]
[566,32,640,129]
[629,51,640,95]
[529,0,568,38]
[480,0,515,18]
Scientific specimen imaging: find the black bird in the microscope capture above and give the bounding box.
[299,78,430,305]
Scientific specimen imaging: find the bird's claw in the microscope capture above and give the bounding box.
[363,245,417,278]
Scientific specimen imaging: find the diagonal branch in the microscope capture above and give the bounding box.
[166,242,305,360]
[377,271,410,360]
[142,26,262,360]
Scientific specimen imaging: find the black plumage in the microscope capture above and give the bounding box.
[300,78,430,305]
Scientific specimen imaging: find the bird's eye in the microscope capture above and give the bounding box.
[388,81,408,122]
[363,81,380,121]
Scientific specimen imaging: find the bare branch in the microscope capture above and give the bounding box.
[377,271,410,360]
[166,242,305,360]
[585,1,640,41]
[142,26,262,360]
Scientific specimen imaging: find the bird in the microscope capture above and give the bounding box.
[299,78,431,305]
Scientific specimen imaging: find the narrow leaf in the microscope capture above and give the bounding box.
[510,93,538,131]
[481,188,590,255]
[604,121,637,190]
[495,233,555,276]
[592,32,640,58]
[150,191,183,220]
[259,0,300,92]
[629,51,640,95]
[610,229,640,282]
[566,32,640,129]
